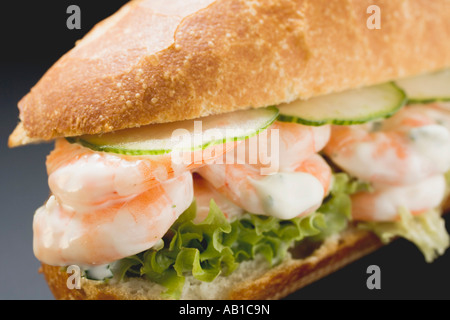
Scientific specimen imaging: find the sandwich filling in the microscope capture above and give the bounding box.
[32,72,450,299]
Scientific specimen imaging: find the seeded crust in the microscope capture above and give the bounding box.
[9,0,450,146]
[41,199,449,300]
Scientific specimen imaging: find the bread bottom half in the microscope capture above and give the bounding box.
[41,200,450,300]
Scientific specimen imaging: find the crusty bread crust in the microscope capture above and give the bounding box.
[11,0,450,145]
[8,123,45,147]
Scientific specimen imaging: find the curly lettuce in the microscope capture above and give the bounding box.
[445,170,450,189]
[360,208,449,263]
[114,200,238,298]
[111,173,370,299]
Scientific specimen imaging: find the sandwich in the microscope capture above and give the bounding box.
[8,0,450,300]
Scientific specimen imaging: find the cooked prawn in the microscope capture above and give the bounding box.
[34,118,331,266]
[324,106,450,187]
[196,154,332,219]
[351,174,447,221]
[223,121,331,174]
[33,171,194,267]
[406,103,450,132]
[193,174,244,223]
[47,138,233,212]
[433,102,450,112]
[35,135,237,267]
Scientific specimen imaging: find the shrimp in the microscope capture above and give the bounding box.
[433,102,450,112]
[193,174,244,223]
[351,174,447,222]
[196,121,332,219]
[47,138,234,212]
[225,121,331,174]
[34,120,330,266]
[406,103,450,132]
[35,135,237,267]
[324,106,450,187]
[196,154,332,220]
[382,103,450,133]
[33,171,194,267]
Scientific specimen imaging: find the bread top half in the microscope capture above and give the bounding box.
[9,0,450,146]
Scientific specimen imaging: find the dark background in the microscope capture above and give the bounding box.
[0,1,449,300]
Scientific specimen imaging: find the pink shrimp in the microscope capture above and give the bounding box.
[47,138,234,212]
[325,104,450,222]
[33,171,194,267]
[405,103,450,132]
[324,106,450,187]
[193,174,244,223]
[196,154,332,219]
[351,174,447,222]
[34,135,237,267]
[432,102,450,112]
[221,121,330,174]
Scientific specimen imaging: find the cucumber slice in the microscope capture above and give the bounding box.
[277,83,406,126]
[395,69,450,103]
[67,107,279,155]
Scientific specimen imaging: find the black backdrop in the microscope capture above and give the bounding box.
[0,1,449,300]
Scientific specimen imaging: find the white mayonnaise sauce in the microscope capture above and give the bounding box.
[84,264,114,280]
[248,172,324,220]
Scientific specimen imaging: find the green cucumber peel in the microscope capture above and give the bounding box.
[67,106,279,156]
[396,68,450,104]
[277,82,407,126]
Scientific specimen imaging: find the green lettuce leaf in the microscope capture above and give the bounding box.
[359,208,450,263]
[139,200,238,299]
[114,172,366,299]
[445,170,450,189]
[230,212,326,265]
[313,173,372,240]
